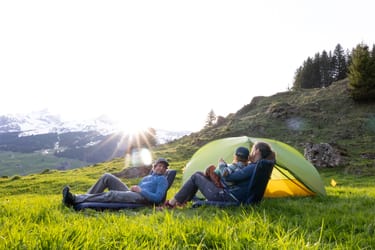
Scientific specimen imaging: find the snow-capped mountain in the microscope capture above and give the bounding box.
[0,110,191,176]
[0,110,116,136]
[0,110,191,143]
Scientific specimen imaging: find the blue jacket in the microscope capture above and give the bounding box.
[139,173,168,203]
[222,161,257,202]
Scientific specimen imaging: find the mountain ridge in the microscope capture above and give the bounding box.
[0,111,190,176]
[0,110,190,141]
[1,110,185,135]
[159,79,375,172]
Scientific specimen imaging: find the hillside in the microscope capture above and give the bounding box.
[158,79,375,173]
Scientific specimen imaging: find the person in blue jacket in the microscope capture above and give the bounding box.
[164,142,275,208]
[62,158,169,207]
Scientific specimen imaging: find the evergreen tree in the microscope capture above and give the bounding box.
[205,109,217,128]
[346,48,352,66]
[301,57,316,88]
[311,53,322,88]
[301,58,314,88]
[293,56,321,89]
[348,43,375,101]
[332,43,348,81]
[292,66,303,89]
[292,43,353,90]
[328,50,336,84]
[320,50,331,87]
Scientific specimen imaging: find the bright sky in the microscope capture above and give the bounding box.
[1,1,374,132]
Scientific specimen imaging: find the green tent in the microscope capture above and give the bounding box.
[183,136,326,197]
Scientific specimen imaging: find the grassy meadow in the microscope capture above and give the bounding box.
[1,157,375,250]
[0,151,88,177]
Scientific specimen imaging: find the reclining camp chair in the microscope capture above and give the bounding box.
[192,159,274,208]
[73,169,177,211]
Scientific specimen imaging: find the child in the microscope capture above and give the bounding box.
[205,146,250,188]
[216,146,250,184]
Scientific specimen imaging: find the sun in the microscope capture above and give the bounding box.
[109,109,152,136]
[113,117,156,147]
[104,110,159,162]
[114,120,156,168]
[110,112,157,144]
[114,119,149,137]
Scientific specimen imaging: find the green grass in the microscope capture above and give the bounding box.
[1,162,374,249]
[0,151,89,177]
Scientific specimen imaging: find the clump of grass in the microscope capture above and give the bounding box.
[10,175,21,181]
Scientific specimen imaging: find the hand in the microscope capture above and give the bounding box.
[222,169,229,177]
[130,185,141,193]
[249,155,254,163]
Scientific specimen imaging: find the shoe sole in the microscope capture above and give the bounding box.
[62,186,72,206]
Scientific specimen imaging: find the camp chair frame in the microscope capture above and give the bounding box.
[73,169,177,211]
[192,160,274,208]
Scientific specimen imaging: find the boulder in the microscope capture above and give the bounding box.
[113,165,152,179]
[304,142,343,168]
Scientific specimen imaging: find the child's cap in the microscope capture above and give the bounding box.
[235,147,250,159]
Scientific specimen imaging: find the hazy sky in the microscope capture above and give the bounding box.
[1,0,374,132]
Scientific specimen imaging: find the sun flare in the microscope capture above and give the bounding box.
[113,118,150,136]
[130,148,153,167]
[105,111,158,167]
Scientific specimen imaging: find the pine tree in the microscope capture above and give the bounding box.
[320,50,331,87]
[301,58,314,88]
[205,109,217,128]
[293,56,321,89]
[348,43,375,101]
[292,43,352,90]
[300,57,316,89]
[311,53,322,88]
[332,43,348,81]
[292,66,303,89]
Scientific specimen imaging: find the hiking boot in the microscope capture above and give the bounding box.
[62,186,75,207]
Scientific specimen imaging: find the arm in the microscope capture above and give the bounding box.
[223,163,256,182]
[216,159,228,176]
